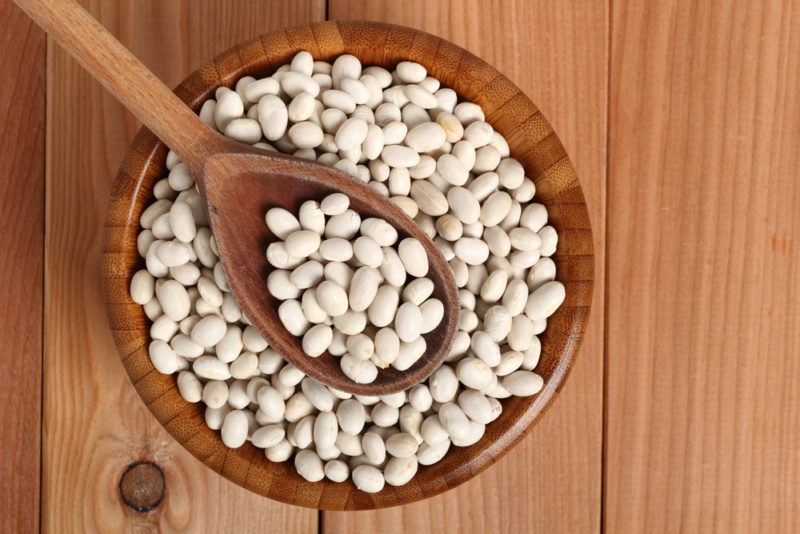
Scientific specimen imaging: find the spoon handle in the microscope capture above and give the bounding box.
[13,0,222,171]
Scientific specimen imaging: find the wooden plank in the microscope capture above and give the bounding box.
[325,2,607,532]
[43,1,323,531]
[0,2,45,532]
[605,1,800,532]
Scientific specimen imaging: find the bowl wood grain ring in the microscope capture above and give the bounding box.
[102,20,594,510]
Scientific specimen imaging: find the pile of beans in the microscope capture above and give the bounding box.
[130,51,565,492]
[265,193,444,383]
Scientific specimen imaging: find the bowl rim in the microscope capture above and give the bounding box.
[102,20,594,510]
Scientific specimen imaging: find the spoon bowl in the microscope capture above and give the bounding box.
[204,149,458,394]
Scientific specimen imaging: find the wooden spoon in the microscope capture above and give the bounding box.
[17,0,458,394]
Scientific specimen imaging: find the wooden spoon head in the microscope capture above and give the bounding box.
[202,150,459,395]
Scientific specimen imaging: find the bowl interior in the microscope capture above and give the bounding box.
[102,20,594,510]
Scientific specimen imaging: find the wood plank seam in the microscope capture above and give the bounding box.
[601,0,612,531]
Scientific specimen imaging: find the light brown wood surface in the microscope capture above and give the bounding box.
[0,1,44,531]
[604,1,800,533]
[324,0,606,531]
[4,0,799,531]
[43,1,321,532]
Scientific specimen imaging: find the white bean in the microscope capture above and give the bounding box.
[381,145,420,168]
[384,456,418,486]
[315,280,349,317]
[418,440,451,465]
[335,117,369,151]
[524,281,566,321]
[497,157,525,189]
[392,337,426,371]
[538,225,558,256]
[278,299,310,336]
[503,371,544,396]
[349,267,381,312]
[410,180,448,216]
[436,154,469,186]
[290,260,324,289]
[214,88,243,130]
[265,208,301,239]
[295,450,325,482]
[257,95,288,141]
[370,402,399,428]
[224,118,261,144]
[394,302,423,342]
[322,89,356,113]
[302,324,333,357]
[352,236,383,268]
[456,357,494,390]
[438,402,472,441]
[252,424,286,448]
[190,315,227,347]
[454,238,490,265]
[203,380,229,409]
[458,390,495,424]
[346,333,374,361]
[324,460,350,482]
[352,465,384,493]
[148,340,183,374]
[363,285,398,329]
[221,410,248,448]
[419,298,444,334]
[507,315,534,352]
[480,191,513,227]
[326,209,361,239]
[483,305,512,342]
[156,280,191,321]
[360,218,398,246]
[463,121,493,147]
[435,111,464,143]
[130,270,155,305]
[396,238,428,278]
[372,327,400,368]
[266,439,294,462]
[313,411,339,449]
[337,399,367,435]
[244,77,279,102]
[409,385,433,413]
[288,121,324,149]
[430,365,459,403]
[176,371,202,402]
[281,72,320,98]
[284,393,314,423]
[420,415,449,445]
[341,354,378,384]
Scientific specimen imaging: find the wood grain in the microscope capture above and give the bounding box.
[43,1,321,532]
[325,1,606,531]
[0,1,45,531]
[104,21,592,510]
[605,0,800,532]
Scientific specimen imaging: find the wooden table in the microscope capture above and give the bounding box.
[1,0,797,532]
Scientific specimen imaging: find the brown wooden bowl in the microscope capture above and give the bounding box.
[102,20,594,510]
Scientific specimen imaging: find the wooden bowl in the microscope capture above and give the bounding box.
[102,21,594,510]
